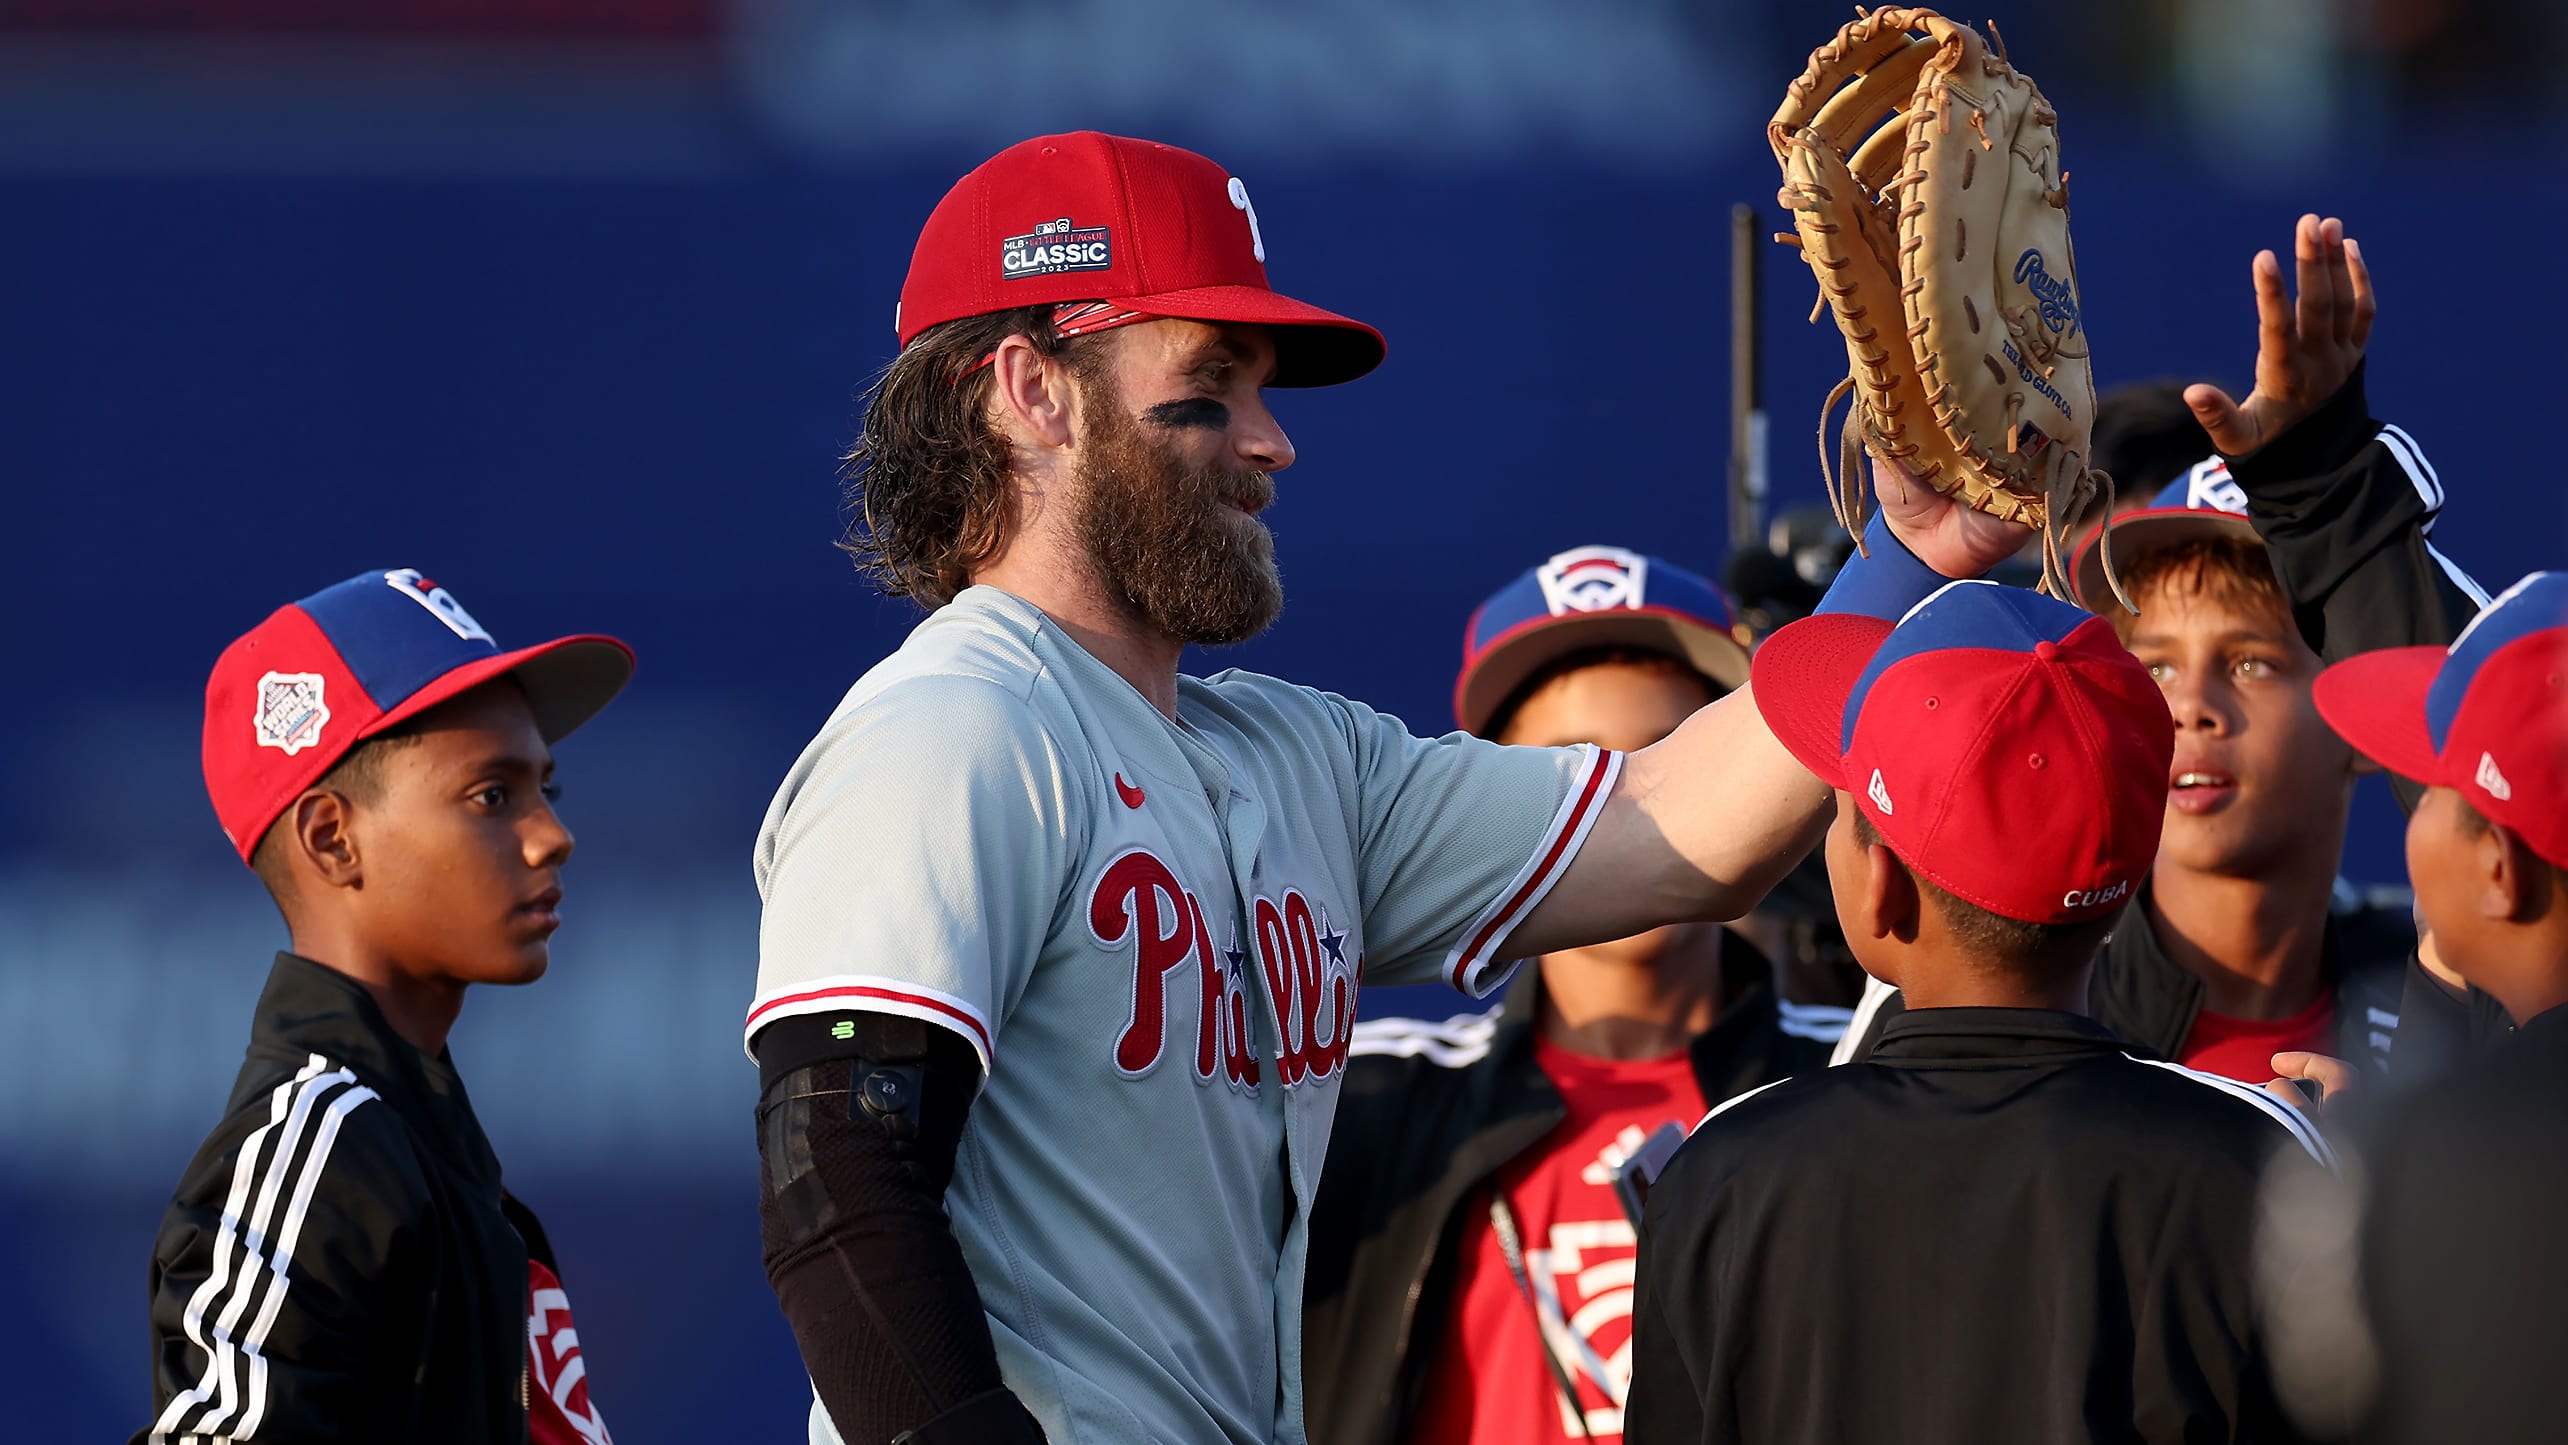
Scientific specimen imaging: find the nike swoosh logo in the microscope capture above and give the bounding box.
[1114,772,1147,809]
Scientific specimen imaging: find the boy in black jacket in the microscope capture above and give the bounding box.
[1838,216,2493,1089]
[1307,547,1823,1445]
[1625,581,2332,1445]
[2295,572,2568,1442]
[138,569,631,1445]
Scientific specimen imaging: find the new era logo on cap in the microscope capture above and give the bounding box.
[2316,571,2568,869]
[202,570,633,863]
[1454,545,1751,735]
[1753,580,2175,924]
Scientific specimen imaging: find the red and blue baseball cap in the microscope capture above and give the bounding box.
[2068,456,2256,613]
[202,569,634,862]
[2314,572,2568,869]
[1455,545,1753,736]
[896,131,1384,388]
[1753,580,2175,924]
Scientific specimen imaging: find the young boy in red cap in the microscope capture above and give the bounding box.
[137,569,631,1445]
[2296,572,2568,1442]
[1624,580,2332,1445]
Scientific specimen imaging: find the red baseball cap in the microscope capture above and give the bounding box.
[895,131,1385,388]
[1454,545,1752,736]
[1753,580,2175,924]
[203,569,634,863]
[2314,572,2568,869]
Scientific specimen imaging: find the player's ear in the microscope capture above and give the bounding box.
[2485,822,2552,924]
[291,789,364,893]
[988,333,1077,452]
[1856,841,1920,942]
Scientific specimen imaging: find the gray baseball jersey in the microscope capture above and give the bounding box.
[748,585,1616,1445]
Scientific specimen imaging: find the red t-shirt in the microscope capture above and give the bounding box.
[1413,1035,1709,1445]
[528,1258,613,1445]
[2179,990,2337,1084]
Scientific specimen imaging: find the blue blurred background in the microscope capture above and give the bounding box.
[8,0,2564,1437]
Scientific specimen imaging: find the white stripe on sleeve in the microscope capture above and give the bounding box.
[2377,425,2442,513]
[1829,975,1900,1067]
[2427,542,2492,608]
[1690,1078,1791,1134]
[2126,1056,2338,1171]
[153,1056,376,1441]
[232,1082,381,1437]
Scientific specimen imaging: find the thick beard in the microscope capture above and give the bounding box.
[1073,381,1283,647]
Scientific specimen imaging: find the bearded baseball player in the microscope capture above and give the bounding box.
[743,130,2029,1445]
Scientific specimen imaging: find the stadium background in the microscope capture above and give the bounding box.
[6,1,2562,1436]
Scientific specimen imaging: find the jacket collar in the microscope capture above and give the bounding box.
[250,952,503,1189]
[2094,878,2406,1069]
[1872,1006,2126,1063]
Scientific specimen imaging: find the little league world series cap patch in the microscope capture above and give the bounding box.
[202,570,633,862]
[1454,545,1754,735]
[1752,580,2176,924]
[2314,571,2568,870]
[895,131,1385,388]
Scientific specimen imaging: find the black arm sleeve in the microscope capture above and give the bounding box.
[2225,361,2486,813]
[753,1012,1044,1445]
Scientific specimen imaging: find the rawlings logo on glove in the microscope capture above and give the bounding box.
[1769,7,2127,605]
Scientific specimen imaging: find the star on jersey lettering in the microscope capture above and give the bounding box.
[1318,909,1349,971]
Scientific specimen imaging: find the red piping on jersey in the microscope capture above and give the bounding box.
[1448,749,1616,988]
[745,983,994,1060]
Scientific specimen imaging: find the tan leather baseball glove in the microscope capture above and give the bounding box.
[1770,7,2124,605]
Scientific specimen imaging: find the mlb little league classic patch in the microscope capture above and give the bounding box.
[1001,218,1112,280]
[254,671,331,756]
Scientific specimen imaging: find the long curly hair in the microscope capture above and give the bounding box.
[839,305,1097,606]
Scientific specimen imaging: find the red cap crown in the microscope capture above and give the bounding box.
[203,569,632,864]
[896,132,1384,388]
[1753,581,2174,925]
[2315,571,2568,869]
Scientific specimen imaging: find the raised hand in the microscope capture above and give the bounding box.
[2184,214,2376,457]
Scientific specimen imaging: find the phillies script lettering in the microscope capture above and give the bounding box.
[1087,849,1360,1089]
[2011,248,2081,338]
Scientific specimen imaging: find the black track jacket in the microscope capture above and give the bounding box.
[1304,940,1828,1445]
[2347,1002,2568,1441]
[1625,1008,2333,1445]
[137,953,544,1444]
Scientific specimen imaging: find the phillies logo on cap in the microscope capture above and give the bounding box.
[252,671,331,756]
[1001,217,1113,280]
[1536,546,1651,616]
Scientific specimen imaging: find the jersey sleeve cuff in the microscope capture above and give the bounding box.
[1815,513,1955,621]
[1437,745,1622,999]
[743,975,995,1075]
